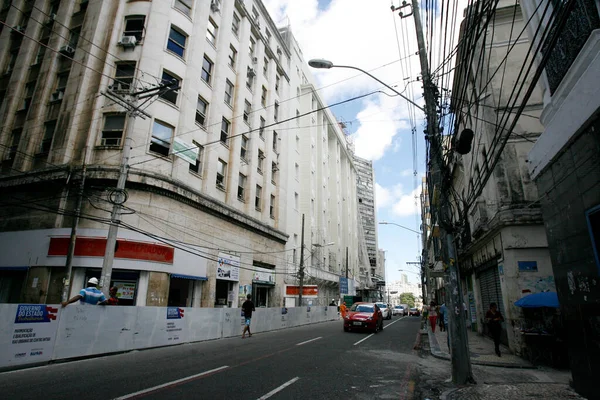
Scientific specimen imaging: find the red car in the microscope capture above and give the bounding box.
[343,302,384,333]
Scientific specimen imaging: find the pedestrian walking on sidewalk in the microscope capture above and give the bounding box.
[241,294,255,339]
[486,302,505,356]
[438,303,447,332]
[428,301,438,333]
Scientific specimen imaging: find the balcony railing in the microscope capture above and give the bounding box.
[543,0,600,94]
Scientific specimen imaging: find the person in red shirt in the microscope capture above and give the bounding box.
[106,287,119,306]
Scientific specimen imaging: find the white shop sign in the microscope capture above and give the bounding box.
[217,253,240,281]
[0,304,60,368]
[252,266,275,285]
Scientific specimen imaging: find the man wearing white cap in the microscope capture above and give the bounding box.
[61,277,108,307]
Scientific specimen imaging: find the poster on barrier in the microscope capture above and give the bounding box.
[166,307,185,343]
[0,304,60,368]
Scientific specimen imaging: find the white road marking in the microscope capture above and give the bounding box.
[296,337,322,346]
[257,377,300,399]
[353,333,375,346]
[382,316,406,329]
[113,365,229,399]
[353,316,407,346]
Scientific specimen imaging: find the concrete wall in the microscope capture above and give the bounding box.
[0,304,339,370]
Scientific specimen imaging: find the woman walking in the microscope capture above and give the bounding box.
[428,301,438,332]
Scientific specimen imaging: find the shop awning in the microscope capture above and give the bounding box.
[170,274,207,281]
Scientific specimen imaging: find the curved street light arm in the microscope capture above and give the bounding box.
[331,64,425,112]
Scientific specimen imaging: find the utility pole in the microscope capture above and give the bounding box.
[61,156,87,302]
[298,214,305,306]
[345,246,349,278]
[98,81,178,296]
[393,0,474,384]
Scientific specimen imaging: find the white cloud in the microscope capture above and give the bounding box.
[375,183,392,209]
[391,187,422,217]
[375,182,421,217]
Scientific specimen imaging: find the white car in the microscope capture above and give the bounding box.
[375,303,391,320]
[393,306,405,316]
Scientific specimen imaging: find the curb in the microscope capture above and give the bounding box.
[425,327,536,369]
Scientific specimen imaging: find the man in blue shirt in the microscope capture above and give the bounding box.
[439,303,450,350]
[61,277,108,307]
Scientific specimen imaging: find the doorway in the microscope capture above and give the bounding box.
[168,277,192,307]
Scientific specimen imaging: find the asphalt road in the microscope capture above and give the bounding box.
[0,314,423,400]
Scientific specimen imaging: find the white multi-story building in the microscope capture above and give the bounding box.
[280,27,361,307]
[0,0,364,308]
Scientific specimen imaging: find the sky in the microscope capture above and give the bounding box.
[262,0,447,284]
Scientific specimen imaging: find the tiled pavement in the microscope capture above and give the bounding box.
[424,325,587,399]
[442,383,586,399]
[429,325,532,368]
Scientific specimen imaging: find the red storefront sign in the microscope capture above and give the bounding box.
[285,285,318,296]
[48,237,174,264]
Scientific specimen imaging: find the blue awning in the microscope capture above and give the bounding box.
[0,266,29,271]
[514,292,559,308]
[170,274,207,281]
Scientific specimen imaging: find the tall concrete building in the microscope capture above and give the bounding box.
[0,0,363,309]
[353,155,378,280]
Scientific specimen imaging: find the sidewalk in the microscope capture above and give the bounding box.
[427,324,533,368]
[421,324,587,399]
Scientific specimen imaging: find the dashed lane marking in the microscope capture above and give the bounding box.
[257,377,300,400]
[296,337,322,346]
[113,365,229,399]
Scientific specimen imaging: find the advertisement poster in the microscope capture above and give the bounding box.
[166,307,185,343]
[217,253,240,281]
[114,282,136,300]
[339,277,348,294]
[238,284,251,306]
[0,304,60,368]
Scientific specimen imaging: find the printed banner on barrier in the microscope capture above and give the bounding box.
[0,304,60,368]
[166,307,185,343]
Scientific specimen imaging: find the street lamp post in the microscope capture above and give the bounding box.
[308,59,425,113]
[379,221,422,235]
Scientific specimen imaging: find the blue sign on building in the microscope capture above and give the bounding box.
[339,277,349,294]
[518,261,538,272]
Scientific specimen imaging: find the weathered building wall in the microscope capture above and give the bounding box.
[534,115,600,391]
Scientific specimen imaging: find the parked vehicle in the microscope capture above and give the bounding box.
[343,302,384,333]
[393,305,405,316]
[409,307,420,316]
[375,302,392,320]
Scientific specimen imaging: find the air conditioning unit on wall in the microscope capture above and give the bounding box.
[210,0,220,12]
[119,35,137,48]
[59,45,75,56]
[50,90,64,102]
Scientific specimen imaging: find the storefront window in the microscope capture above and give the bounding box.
[85,269,139,306]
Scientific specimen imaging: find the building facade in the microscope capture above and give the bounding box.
[520,0,600,397]
[354,156,379,279]
[280,28,361,307]
[0,0,364,309]
[445,0,555,353]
